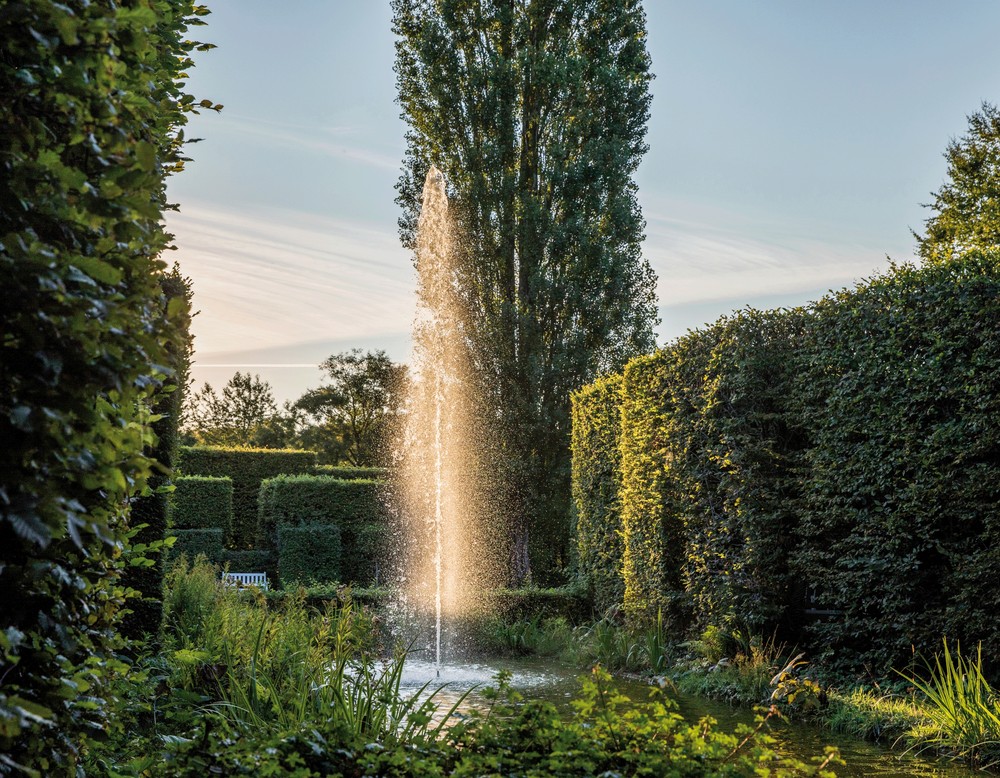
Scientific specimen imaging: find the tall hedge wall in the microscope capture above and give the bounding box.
[171,476,233,531]
[0,0,210,769]
[259,476,387,585]
[177,446,316,548]
[619,351,688,628]
[790,252,1000,671]
[575,249,1000,675]
[570,375,625,613]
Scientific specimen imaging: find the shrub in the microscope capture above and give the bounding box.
[570,374,625,613]
[278,524,342,587]
[221,549,275,574]
[170,529,224,564]
[170,476,233,531]
[177,446,316,548]
[257,475,386,546]
[0,1,210,769]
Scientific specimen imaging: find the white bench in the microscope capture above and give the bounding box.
[223,571,269,590]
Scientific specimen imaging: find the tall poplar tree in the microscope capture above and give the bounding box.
[393,0,658,582]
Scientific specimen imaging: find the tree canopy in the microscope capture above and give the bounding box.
[392,0,658,582]
[917,102,1000,263]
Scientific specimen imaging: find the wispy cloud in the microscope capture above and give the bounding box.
[166,202,415,357]
[216,115,400,171]
[642,196,904,306]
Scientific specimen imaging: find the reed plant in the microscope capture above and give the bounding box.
[901,639,1000,768]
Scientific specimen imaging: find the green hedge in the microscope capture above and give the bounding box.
[619,350,689,629]
[576,249,1000,675]
[169,529,224,565]
[790,251,1000,672]
[278,524,341,587]
[257,475,386,546]
[0,1,208,768]
[481,585,592,623]
[177,446,316,548]
[259,475,387,585]
[171,476,233,531]
[313,465,388,481]
[570,375,625,613]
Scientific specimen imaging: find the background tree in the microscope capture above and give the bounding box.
[187,372,279,446]
[295,349,408,466]
[393,0,658,582]
[917,102,1000,263]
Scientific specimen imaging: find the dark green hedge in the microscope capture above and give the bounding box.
[481,585,591,622]
[0,1,210,768]
[790,252,1000,672]
[170,475,233,531]
[278,524,341,587]
[570,375,625,613]
[177,446,316,548]
[257,475,386,546]
[259,476,388,585]
[170,529,224,564]
[221,549,275,574]
[576,249,1000,675]
[313,465,388,481]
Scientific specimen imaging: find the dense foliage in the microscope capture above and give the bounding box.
[170,476,233,531]
[176,446,316,548]
[101,559,840,778]
[186,371,278,447]
[170,529,224,564]
[574,249,1000,675]
[917,103,1000,263]
[121,268,194,641]
[393,0,658,584]
[277,524,342,587]
[258,475,388,585]
[570,375,625,613]
[0,0,214,771]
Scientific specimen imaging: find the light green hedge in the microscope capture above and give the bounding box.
[177,446,316,548]
[257,476,386,546]
[278,524,341,587]
[170,476,233,531]
[570,374,625,613]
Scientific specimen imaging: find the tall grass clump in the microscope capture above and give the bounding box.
[902,640,1000,768]
[160,556,462,743]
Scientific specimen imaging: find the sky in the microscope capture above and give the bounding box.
[165,1,1000,404]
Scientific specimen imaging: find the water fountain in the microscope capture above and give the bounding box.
[397,165,484,674]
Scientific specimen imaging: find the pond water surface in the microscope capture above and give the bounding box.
[397,658,982,777]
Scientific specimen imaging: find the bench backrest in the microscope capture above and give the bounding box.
[223,571,269,590]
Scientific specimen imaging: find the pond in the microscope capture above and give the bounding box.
[397,658,982,777]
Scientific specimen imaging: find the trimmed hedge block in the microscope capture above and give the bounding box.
[177,446,316,548]
[257,476,386,546]
[169,528,224,564]
[278,524,341,587]
[171,476,233,531]
[313,465,388,481]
